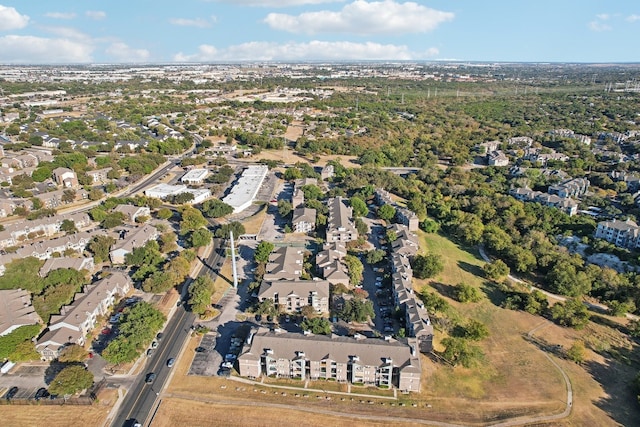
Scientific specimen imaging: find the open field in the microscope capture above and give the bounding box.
[251,148,360,168]
[1,395,113,427]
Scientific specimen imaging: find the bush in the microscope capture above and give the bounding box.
[454,283,482,303]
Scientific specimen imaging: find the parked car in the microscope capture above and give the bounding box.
[101,328,111,335]
[145,372,156,384]
[34,387,49,401]
[147,348,155,357]
[167,358,175,368]
[151,340,158,349]
[195,346,207,353]
[5,386,18,400]
[156,332,164,341]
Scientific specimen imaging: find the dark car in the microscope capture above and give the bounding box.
[5,386,18,400]
[156,332,164,341]
[34,387,49,401]
[217,367,231,377]
[194,346,207,353]
[145,372,156,384]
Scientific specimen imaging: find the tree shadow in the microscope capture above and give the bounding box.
[44,360,84,385]
[429,281,457,300]
[480,280,508,307]
[457,260,485,278]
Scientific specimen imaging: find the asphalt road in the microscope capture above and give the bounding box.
[111,239,225,427]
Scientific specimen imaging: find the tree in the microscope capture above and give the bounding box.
[171,192,195,205]
[188,228,213,248]
[344,254,364,286]
[339,298,374,323]
[300,317,331,335]
[483,259,510,281]
[354,217,368,235]
[0,324,41,360]
[88,188,104,201]
[157,207,173,220]
[365,249,385,265]
[454,283,482,303]
[420,218,440,233]
[179,206,207,233]
[49,365,94,396]
[550,298,590,329]
[547,261,592,297]
[254,299,278,317]
[101,212,125,229]
[441,337,484,368]
[188,275,215,316]
[377,204,396,222]
[159,232,178,253]
[214,221,245,238]
[412,254,444,279]
[254,241,274,264]
[350,196,368,217]
[284,167,302,181]
[58,344,89,363]
[566,340,586,364]
[88,235,115,263]
[61,189,77,203]
[277,199,293,218]
[60,219,77,234]
[200,199,233,218]
[460,319,490,340]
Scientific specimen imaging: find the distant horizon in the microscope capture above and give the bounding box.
[0,1,638,64]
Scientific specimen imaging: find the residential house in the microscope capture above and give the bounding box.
[487,150,509,166]
[320,164,334,181]
[0,289,42,336]
[35,272,132,360]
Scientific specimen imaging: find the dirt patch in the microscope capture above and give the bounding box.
[2,404,109,427]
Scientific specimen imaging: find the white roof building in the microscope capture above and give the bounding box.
[181,168,209,184]
[222,165,268,213]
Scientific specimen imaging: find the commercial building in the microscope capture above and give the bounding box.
[180,168,209,184]
[222,165,268,213]
[144,183,211,204]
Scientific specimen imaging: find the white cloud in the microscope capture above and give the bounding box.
[205,0,344,6]
[170,17,215,28]
[627,14,640,23]
[173,40,437,61]
[0,35,93,63]
[0,5,30,30]
[106,42,151,63]
[264,0,453,35]
[595,13,610,20]
[86,10,106,20]
[589,20,611,32]
[42,26,88,41]
[45,12,76,20]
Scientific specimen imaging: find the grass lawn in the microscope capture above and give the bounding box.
[2,400,111,427]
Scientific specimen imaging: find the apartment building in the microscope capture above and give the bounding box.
[238,329,422,392]
[0,212,93,249]
[326,197,357,243]
[316,242,350,287]
[110,224,159,264]
[263,246,305,282]
[114,204,151,223]
[257,279,330,314]
[292,207,316,233]
[594,219,640,250]
[0,289,42,336]
[35,272,132,360]
[548,177,590,198]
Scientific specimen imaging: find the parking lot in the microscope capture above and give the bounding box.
[188,333,218,376]
[0,364,49,401]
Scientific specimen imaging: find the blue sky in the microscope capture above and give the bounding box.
[0,1,638,64]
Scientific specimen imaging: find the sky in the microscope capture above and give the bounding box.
[0,1,638,64]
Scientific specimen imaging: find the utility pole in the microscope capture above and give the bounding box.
[230,231,238,289]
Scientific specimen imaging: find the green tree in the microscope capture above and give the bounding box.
[483,259,510,281]
[60,219,78,234]
[159,232,178,253]
[88,235,115,263]
[179,206,207,233]
[365,249,385,265]
[277,199,293,218]
[461,319,490,340]
[547,261,592,297]
[339,298,374,323]
[350,196,368,217]
[377,204,396,221]
[61,189,76,203]
[188,275,215,316]
[188,228,213,248]
[58,344,89,363]
[441,337,484,368]
[550,298,590,329]
[300,317,331,335]
[454,283,483,303]
[283,167,302,181]
[566,340,586,364]
[412,254,444,279]
[101,212,125,229]
[420,218,440,233]
[254,241,274,264]
[214,221,245,238]
[344,254,364,286]
[0,324,42,360]
[49,365,94,396]
[157,208,173,220]
[200,199,233,218]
